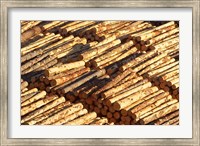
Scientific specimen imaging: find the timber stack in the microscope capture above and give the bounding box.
[21,20,179,125]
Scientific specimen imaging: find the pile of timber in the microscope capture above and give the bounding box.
[21,20,179,125]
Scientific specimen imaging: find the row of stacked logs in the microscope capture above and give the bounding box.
[21,20,179,125]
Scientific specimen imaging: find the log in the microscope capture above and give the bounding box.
[64,112,97,125]
[149,28,179,44]
[42,21,61,30]
[62,69,106,94]
[60,21,81,30]
[101,108,107,116]
[83,117,96,125]
[121,90,164,116]
[56,39,87,59]
[109,106,115,113]
[94,40,134,63]
[154,37,179,52]
[162,116,179,125]
[115,22,151,38]
[132,52,168,73]
[80,76,110,98]
[39,103,84,125]
[35,58,58,72]
[21,91,47,107]
[159,69,179,82]
[21,33,55,52]
[140,102,179,124]
[47,37,82,55]
[90,117,108,125]
[120,50,157,71]
[117,72,138,85]
[79,39,121,60]
[26,101,71,125]
[92,69,132,98]
[139,21,175,37]
[22,34,61,55]
[165,74,179,82]
[30,72,43,83]
[21,49,43,63]
[113,112,121,120]
[47,66,85,81]
[97,47,138,69]
[154,110,179,125]
[51,71,93,93]
[22,56,57,74]
[50,67,90,86]
[97,22,127,35]
[72,77,100,96]
[100,22,132,36]
[44,61,85,77]
[172,82,179,89]
[153,57,176,70]
[63,21,94,32]
[94,107,101,114]
[21,94,59,116]
[139,24,176,41]
[101,76,143,98]
[44,21,65,33]
[71,22,97,36]
[21,81,28,90]
[66,92,77,102]
[172,121,179,125]
[92,50,124,68]
[21,96,66,123]
[167,77,179,86]
[21,88,38,97]
[21,91,39,103]
[106,80,151,106]
[147,61,179,77]
[113,86,158,111]
[21,21,41,33]
[21,89,28,95]
[21,26,43,43]
[109,118,117,123]
[133,97,176,121]
[54,109,88,125]
[129,92,169,114]
[155,33,179,45]
[107,112,113,118]
[42,35,74,52]
[138,56,173,75]
[21,53,50,72]
[106,48,138,74]
[151,65,178,81]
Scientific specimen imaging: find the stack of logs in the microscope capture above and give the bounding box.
[21,20,179,125]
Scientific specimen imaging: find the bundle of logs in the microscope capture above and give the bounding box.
[21,20,179,125]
